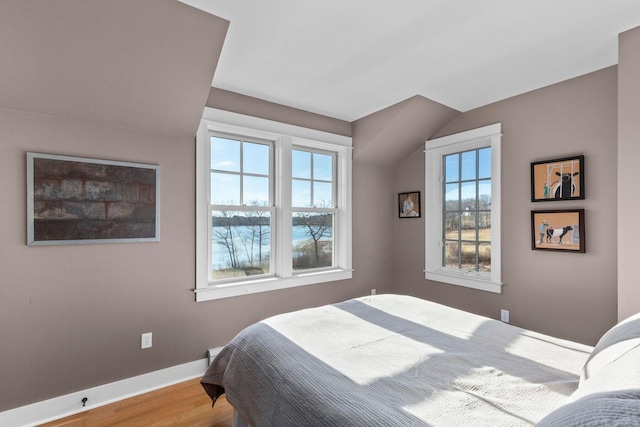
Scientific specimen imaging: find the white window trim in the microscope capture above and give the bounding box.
[195,108,352,301]
[424,123,502,293]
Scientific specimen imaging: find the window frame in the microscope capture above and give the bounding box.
[291,146,339,272]
[424,123,502,293]
[196,108,353,302]
[208,134,275,282]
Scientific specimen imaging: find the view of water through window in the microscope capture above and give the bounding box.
[211,215,333,280]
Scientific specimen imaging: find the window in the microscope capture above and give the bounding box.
[443,147,492,272]
[209,135,274,280]
[196,109,352,301]
[291,148,337,271]
[425,123,502,293]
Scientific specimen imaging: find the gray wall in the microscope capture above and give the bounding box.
[618,26,640,321]
[393,67,619,345]
[351,95,459,298]
[207,87,353,137]
[0,104,369,411]
[0,84,456,413]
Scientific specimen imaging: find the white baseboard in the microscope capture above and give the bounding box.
[0,358,209,427]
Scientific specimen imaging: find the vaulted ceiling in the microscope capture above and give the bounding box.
[180,0,640,121]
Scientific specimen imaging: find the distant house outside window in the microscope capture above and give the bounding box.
[425,123,502,293]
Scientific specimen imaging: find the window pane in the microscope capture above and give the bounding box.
[444,212,460,239]
[444,241,459,269]
[445,154,459,183]
[313,153,333,181]
[461,241,477,270]
[292,179,311,207]
[211,137,240,172]
[478,147,491,179]
[293,212,333,270]
[460,215,477,239]
[445,183,459,211]
[479,212,491,241]
[292,150,311,179]
[461,150,476,181]
[243,176,269,206]
[243,142,270,175]
[211,173,239,205]
[479,179,491,209]
[313,182,333,208]
[461,181,476,211]
[211,210,271,279]
[479,243,491,272]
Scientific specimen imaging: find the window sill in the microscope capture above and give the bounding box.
[195,269,353,302]
[425,269,502,294]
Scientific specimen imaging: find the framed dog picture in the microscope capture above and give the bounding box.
[531,209,585,253]
[531,155,584,202]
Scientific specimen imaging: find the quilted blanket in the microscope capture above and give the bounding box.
[201,294,592,426]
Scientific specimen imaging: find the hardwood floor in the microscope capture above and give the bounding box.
[39,378,233,427]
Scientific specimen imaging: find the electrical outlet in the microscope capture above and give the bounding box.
[371,289,376,295]
[141,332,152,349]
[500,309,510,323]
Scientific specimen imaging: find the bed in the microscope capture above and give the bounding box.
[201,294,640,426]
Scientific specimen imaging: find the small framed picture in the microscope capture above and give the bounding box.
[531,155,584,202]
[398,191,420,218]
[531,209,585,253]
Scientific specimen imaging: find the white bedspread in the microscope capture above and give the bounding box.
[202,294,592,426]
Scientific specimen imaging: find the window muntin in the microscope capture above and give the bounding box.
[442,148,491,272]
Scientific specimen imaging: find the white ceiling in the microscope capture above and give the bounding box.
[180,0,640,121]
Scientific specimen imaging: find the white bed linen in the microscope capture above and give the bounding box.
[202,294,593,426]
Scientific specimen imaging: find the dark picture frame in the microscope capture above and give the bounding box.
[398,191,421,218]
[531,209,585,253]
[27,152,160,245]
[531,155,584,202]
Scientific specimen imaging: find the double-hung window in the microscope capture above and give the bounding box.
[425,123,502,293]
[209,134,274,280]
[196,109,352,301]
[291,148,337,271]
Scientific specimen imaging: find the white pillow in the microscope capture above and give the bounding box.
[539,316,640,426]
[573,340,640,401]
[580,311,640,384]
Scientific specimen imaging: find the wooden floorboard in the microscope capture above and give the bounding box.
[39,378,232,427]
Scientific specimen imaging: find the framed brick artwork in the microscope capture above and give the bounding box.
[27,152,160,245]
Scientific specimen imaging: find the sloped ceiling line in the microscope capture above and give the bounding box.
[353,95,460,166]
